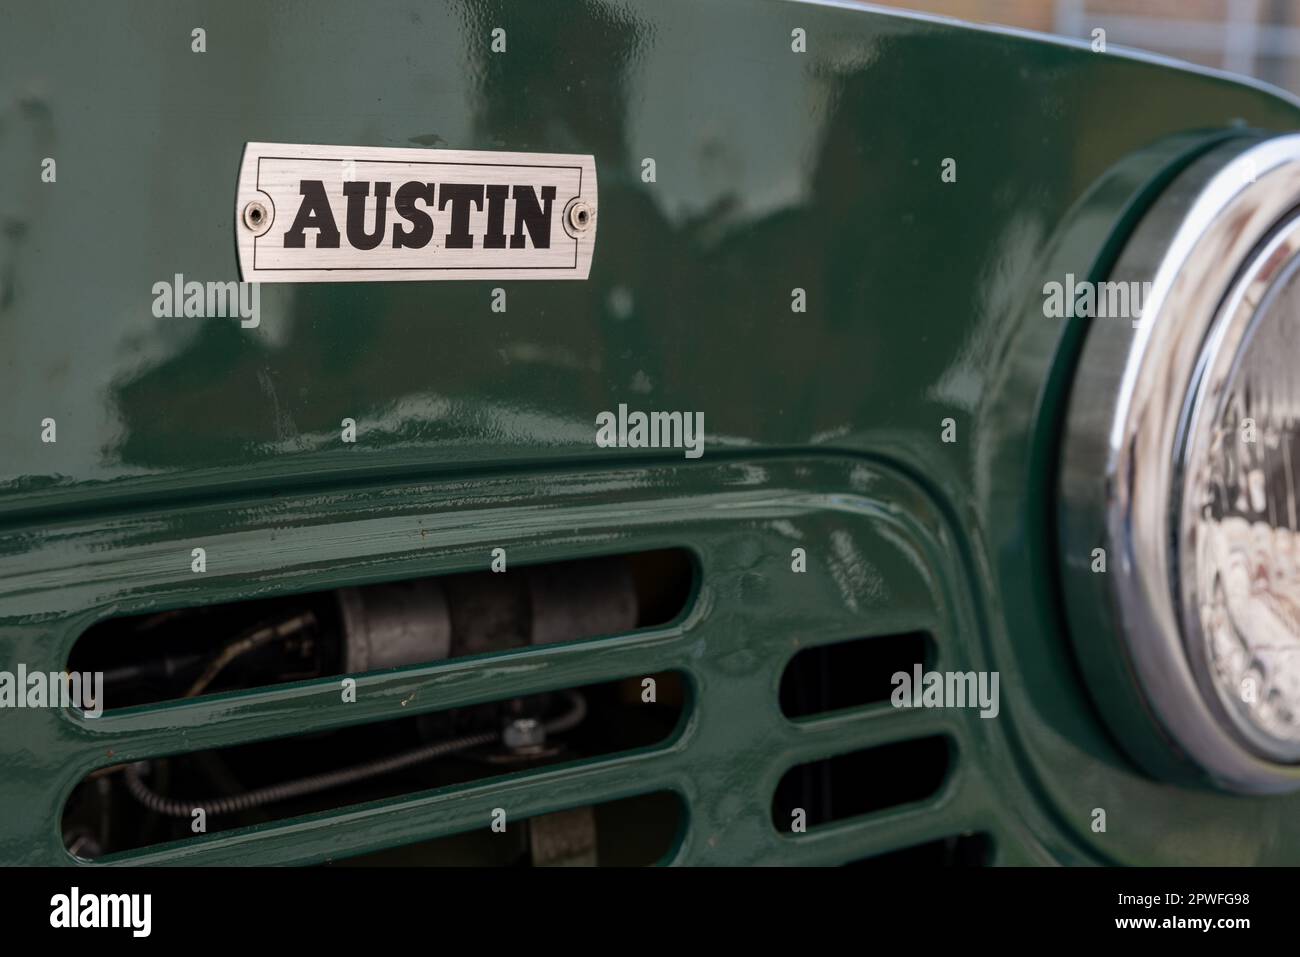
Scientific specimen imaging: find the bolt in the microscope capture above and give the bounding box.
[567,201,594,233]
[243,200,270,233]
[503,717,546,751]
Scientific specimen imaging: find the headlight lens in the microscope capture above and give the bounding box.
[1181,222,1300,761]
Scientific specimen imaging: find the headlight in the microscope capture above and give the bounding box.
[1060,134,1300,793]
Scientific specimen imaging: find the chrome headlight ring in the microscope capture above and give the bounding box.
[1061,134,1300,794]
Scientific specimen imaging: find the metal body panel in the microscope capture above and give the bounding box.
[3,0,1300,864]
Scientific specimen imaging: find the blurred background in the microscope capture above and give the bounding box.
[869,0,1300,94]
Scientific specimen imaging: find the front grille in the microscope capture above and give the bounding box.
[0,454,1015,865]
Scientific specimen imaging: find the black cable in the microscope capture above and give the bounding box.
[124,730,497,818]
[123,692,585,818]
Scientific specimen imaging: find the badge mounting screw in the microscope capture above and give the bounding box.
[242,200,271,235]
[567,200,595,234]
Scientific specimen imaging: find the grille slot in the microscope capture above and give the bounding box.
[327,791,684,867]
[779,631,933,719]
[771,736,953,832]
[67,549,693,710]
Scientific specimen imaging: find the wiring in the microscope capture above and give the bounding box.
[184,612,317,698]
[123,691,586,818]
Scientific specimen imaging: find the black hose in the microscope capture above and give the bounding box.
[123,692,585,818]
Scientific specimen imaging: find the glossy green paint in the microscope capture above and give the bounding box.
[2,0,1300,864]
[4,456,1045,865]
